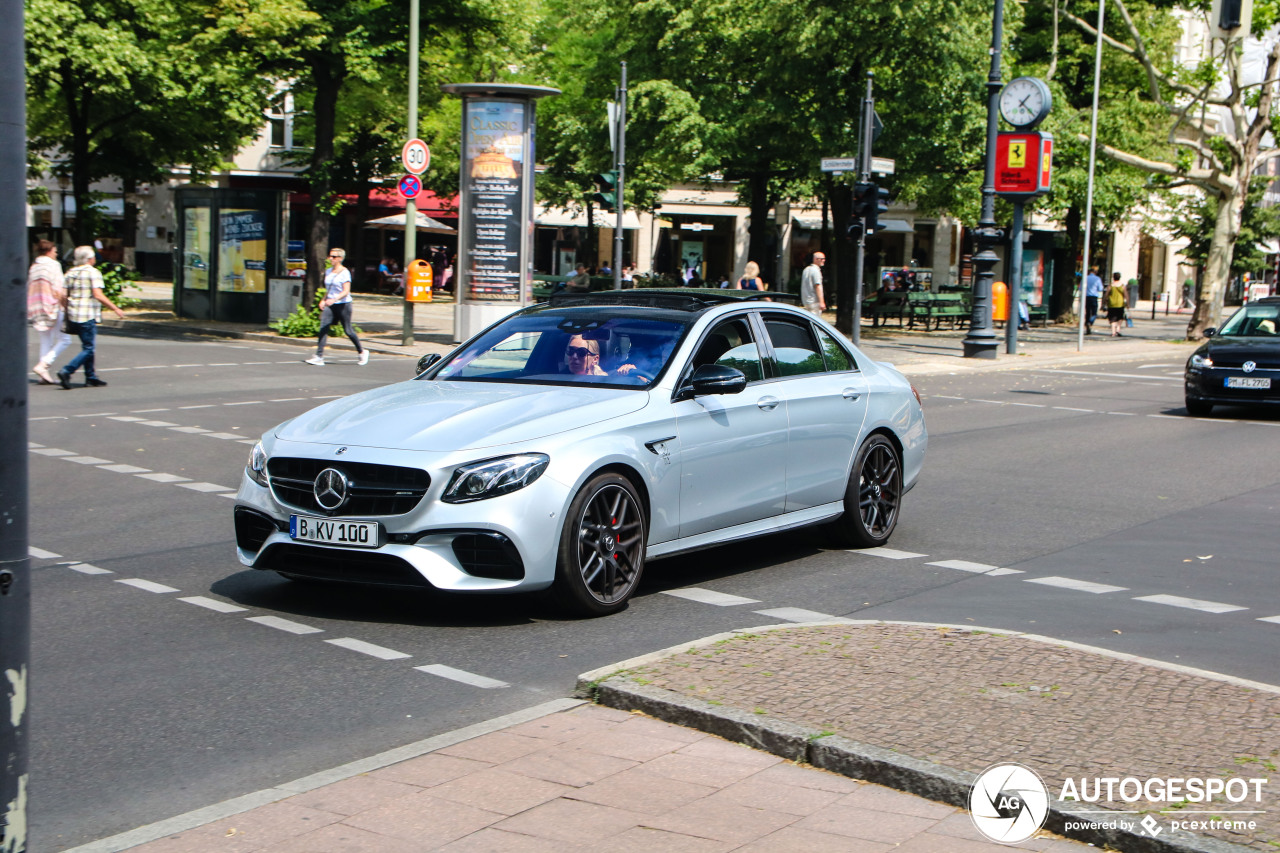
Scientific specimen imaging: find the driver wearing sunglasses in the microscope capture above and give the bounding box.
[564,334,645,378]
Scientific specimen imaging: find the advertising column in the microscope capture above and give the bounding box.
[442,83,560,342]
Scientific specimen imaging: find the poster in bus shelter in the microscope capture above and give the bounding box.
[217,208,268,293]
[1020,249,1045,306]
[183,208,211,291]
[461,100,527,302]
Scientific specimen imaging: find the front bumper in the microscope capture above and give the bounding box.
[1185,368,1280,407]
[233,451,572,593]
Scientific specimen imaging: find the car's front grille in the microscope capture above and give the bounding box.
[451,532,525,580]
[256,543,433,588]
[267,457,430,517]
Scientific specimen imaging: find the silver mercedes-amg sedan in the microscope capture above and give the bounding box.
[233,290,927,616]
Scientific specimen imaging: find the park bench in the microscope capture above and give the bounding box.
[863,291,911,328]
[908,291,970,330]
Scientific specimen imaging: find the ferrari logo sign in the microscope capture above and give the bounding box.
[995,132,1053,197]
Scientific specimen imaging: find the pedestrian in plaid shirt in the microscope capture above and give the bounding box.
[55,245,126,389]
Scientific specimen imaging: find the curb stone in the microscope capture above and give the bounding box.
[576,624,1260,853]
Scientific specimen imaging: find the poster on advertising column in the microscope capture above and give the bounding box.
[217,208,268,293]
[461,100,527,302]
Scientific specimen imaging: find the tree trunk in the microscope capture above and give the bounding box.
[832,183,854,334]
[122,176,138,270]
[305,58,345,306]
[746,170,771,280]
[1054,203,1082,320]
[351,175,372,291]
[1188,185,1244,338]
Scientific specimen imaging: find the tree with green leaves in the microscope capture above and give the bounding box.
[1059,0,1280,337]
[25,0,320,244]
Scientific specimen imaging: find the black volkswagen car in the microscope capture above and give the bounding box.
[1185,296,1280,415]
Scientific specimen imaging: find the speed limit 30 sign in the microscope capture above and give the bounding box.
[402,138,430,175]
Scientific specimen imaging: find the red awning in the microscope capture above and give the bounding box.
[287,188,457,218]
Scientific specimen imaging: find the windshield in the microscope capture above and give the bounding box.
[431,312,690,388]
[1218,304,1280,337]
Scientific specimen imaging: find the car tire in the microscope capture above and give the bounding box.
[548,472,647,617]
[831,434,902,548]
[1185,397,1213,416]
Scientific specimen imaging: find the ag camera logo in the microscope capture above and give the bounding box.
[970,763,1050,844]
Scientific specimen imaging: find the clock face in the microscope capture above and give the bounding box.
[1000,77,1051,128]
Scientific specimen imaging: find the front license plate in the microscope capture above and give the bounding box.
[1226,376,1271,389]
[290,515,380,548]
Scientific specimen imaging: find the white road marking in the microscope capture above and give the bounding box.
[246,615,323,635]
[204,432,245,440]
[754,607,850,623]
[131,408,170,413]
[1006,402,1047,408]
[929,395,965,400]
[326,638,412,660]
[178,405,215,410]
[68,563,112,575]
[662,588,761,606]
[74,412,117,417]
[65,456,112,465]
[269,398,305,402]
[238,440,257,445]
[137,420,179,427]
[134,365,166,370]
[28,442,43,448]
[855,547,928,559]
[28,547,61,559]
[172,364,204,368]
[1133,594,1247,614]
[1052,406,1096,413]
[98,464,151,474]
[928,559,1002,573]
[223,401,263,406]
[313,395,344,399]
[1258,615,1280,624]
[108,415,145,422]
[179,596,248,613]
[1148,414,1181,419]
[971,399,1005,404]
[117,578,178,593]
[986,568,1025,576]
[1037,369,1182,382]
[178,482,235,493]
[242,362,274,366]
[136,472,191,483]
[1105,412,1137,416]
[1025,576,1128,594]
[219,492,239,498]
[414,665,509,688]
[170,427,211,434]
[1095,379,1126,384]
[30,448,75,456]
[206,363,238,366]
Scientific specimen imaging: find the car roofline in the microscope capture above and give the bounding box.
[547,288,801,312]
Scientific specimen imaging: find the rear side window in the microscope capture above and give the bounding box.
[764,317,825,376]
[816,328,854,371]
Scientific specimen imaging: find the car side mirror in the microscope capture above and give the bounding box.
[415,353,442,376]
[690,363,747,396]
[1204,328,1216,338]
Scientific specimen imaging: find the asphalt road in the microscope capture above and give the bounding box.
[26,331,1280,850]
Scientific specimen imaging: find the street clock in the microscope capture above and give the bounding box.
[999,77,1052,129]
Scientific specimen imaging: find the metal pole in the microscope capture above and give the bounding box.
[852,73,874,347]
[401,0,420,346]
[962,0,1005,358]
[1078,0,1106,351]
[0,0,29,847]
[1006,200,1024,353]
[614,62,626,290]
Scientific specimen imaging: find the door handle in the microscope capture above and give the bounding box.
[757,396,780,411]
[842,388,862,401]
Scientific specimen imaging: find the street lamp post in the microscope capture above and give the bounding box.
[401,0,420,347]
[962,0,1006,359]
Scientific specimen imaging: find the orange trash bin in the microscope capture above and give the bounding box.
[992,280,1008,322]
[406,259,433,303]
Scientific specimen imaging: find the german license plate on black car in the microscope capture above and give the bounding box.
[290,515,380,548]
[1226,376,1271,389]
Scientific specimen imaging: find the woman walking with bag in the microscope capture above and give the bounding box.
[1106,272,1127,337]
[305,247,368,366]
[27,239,71,384]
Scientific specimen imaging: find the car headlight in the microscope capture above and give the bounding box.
[246,442,268,487]
[1190,353,1214,369]
[442,453,550,503]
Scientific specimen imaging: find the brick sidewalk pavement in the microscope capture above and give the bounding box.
[607,623,1279,852]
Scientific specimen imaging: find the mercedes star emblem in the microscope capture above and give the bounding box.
[336,446,348,455]
[313,467,349,510]
[1243,361,1257,373]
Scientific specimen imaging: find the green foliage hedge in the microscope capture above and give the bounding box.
[269,291,363,338]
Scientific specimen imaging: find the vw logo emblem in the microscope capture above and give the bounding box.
[313,468,349,510]
[1243,361,1257,373]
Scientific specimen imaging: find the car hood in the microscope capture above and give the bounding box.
[1200,337,1280,367]
[274,381,649,451]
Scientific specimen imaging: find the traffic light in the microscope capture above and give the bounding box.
[853,182,890,234]
[592,170,619,212]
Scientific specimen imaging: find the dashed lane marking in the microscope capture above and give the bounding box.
[178,482,236,493]
[74,411,116,417]
[107,415,145,422]
[662,588,761,606]
[1258,615,1280,624]
[98,464,151,474]
[135,472,191,483]
[65,456,112,465]
[1035,368,1183,382]
[28,442,43,448]
[28,547,61,559]
[928,559,1004,574]
[179,596,248,613]
[224,401,264,406]
[131,408,170,413]
[1025,576,1128,594]
[31,448,75,456]
[246,615,324,635]
[326,638,412,661]
[170,426,211,434]
[270,398,305,402]
[1052,406,1096,413]
[414,665,510,689]
[136,420,178,427]
[68,563,112,575]
[178,404,215,410]
[754,607,850,623]
[204,432,247,440]
[117,578,178,594]
[855,547,928,559]
[1134,594,1247,614]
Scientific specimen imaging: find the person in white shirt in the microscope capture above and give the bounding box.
[27,239,71,384]
[306,248,368,366]
[801,252,827,316]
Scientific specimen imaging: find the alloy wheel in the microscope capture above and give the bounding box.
[859,442,901,538]
[575,484,644,604]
